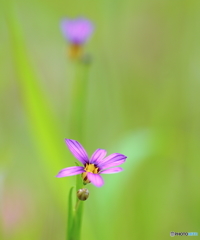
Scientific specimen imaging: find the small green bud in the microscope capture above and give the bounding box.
[80,53,92,64]
[77,188,89,201]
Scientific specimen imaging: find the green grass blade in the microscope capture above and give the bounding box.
[67,187,74,240]
[4,1,65,175]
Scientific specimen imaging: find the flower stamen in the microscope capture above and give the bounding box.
[68,44,82,59]
[82,164,99,184]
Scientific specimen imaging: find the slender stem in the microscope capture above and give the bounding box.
[67,187,74,240]
[69,60,90,140]
[75,200,80,211]
[66,59,91,240]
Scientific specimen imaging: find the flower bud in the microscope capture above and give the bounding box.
[80,53,92,64]
[77,188,89,201]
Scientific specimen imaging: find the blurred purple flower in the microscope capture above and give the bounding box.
[61,17,94,45]
[56,139,127,187]
[2,187,32,235]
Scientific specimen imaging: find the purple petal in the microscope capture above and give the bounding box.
[56,166,85,178]
[90,149,107,164]
[98,153,127,169]
[100,167,123,174]
[61,18,94,44]
[87,172,104,187]
[65,139,89,165]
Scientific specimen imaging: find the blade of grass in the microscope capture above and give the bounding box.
[67,164,84,240]
[67,187,74,240]
[4,1,66,176]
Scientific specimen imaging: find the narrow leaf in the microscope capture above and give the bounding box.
[67,187,74,240]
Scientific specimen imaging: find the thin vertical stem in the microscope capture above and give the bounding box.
[66,59,91,240]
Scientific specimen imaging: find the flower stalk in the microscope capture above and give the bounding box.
[65,40,91,240]
[69,61,91,141]
[66,59,90,240]
[66,174,85,240]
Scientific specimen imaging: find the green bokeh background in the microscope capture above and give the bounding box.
[1,0,200,239]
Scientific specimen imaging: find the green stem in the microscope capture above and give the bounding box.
[67,187,74,240]
[67,59,91,240]
[69,60,91,140]
[75,200,80,211]
[4,0,65,175]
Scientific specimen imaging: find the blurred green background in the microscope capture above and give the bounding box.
[1,0,200,239]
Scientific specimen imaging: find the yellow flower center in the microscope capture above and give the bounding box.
[82,164,99,184]
[68,44,82,59]
[85,163,99,173]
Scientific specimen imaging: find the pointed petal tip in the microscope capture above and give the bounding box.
[64,139,89,165]
[117,153,127,159]
[56,173,63,178]
[98,153,127,169]
[65,138,73,143]
[56,166,85,178]
[93,181,104,187]
[65,138,78,142]
[100,167,124,174]
[95,183,104,188]
[56,174,62,178]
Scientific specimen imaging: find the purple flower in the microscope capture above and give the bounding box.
[56,139,127,187]
[61,18,94,45]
